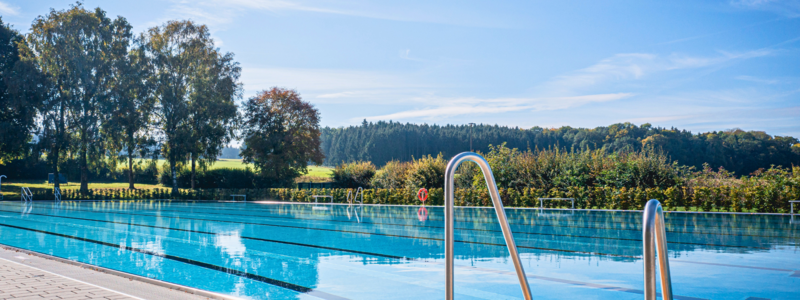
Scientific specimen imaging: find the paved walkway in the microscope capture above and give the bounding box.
[0,256,135,300]
[0,247,216,300]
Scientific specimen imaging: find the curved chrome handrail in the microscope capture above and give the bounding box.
[444,152,532,300]
[347,187,363,205]
[21,187,33,203]
[643,199,673,300]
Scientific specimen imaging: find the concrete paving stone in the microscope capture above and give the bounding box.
[0,246,228,300]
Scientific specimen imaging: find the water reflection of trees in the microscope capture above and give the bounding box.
[263,203,799,262]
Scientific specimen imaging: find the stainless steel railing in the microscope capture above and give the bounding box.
[21,187,33,203]
[643,199,673,300]
[347,187,363,205]
[444,152,532,300]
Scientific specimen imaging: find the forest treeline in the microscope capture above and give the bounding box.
[321,121,800,176]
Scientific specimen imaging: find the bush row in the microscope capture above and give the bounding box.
[13,182,799,213]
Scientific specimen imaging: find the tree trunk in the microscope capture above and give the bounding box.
[128,149,135,190]
[80,135,88,195]
[171,162,178,197]
[191,155,196,189]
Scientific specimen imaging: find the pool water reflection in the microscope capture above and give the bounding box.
[0,200,797,299]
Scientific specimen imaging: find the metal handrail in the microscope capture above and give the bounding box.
[445,152,531,300]
[21,187,33,203]
[347,187,363,205]
[313,195,333,204]
[643,199,673,300]
[54,187,61,202]
[537,197,575,209]
[790,200,799,215]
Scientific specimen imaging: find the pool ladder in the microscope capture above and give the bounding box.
[643,199,673,300]
[347,187,363,205]
[21,187,33,203]
[444,153,674,300]
[444,152,532,300]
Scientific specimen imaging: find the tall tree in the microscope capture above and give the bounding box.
[241,88,324,187]
[144,20,236,195]
[185,45,241,189]
[0,18,43,165]
[102,31,156,189]
[25,4,124,193]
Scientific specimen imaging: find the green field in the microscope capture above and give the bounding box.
[133,158,332,177]
[0,159,333,198]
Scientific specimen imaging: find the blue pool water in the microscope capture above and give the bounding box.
[0,200,797,299]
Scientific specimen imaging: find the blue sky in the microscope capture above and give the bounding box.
[3,0,800,137]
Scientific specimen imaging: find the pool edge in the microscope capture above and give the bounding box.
[0,243,244,300]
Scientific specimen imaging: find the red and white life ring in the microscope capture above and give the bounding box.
[417,188,428,203]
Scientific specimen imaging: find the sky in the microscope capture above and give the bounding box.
[3,0,800,138]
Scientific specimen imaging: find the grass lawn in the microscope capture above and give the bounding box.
[0,159,334,198]
[133,158,333,177]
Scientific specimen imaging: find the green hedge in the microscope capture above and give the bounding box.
[13,183,799,213]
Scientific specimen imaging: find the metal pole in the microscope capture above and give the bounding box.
[445,152,532,300]
[469,123,475,151]
[643,199,673,300]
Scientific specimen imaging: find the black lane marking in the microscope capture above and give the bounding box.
[21,201,796,240]
[0,210,408,260]
[153,201,791,230]
[671,259,797,272]
[63,202,799,240]
[109,204,770,250]
[141,206,772,250]
[0,222,709,300]
[34,199,796,230]
[28,204,776,250]
[0,208,638,259]
[0,223,349,300]
[116,205,770,250]
[437,262,709,300]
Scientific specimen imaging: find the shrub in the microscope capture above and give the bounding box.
[371,160,410,189]
[160,165,257,189]
[405,154,447,190]
[332,161,376,188]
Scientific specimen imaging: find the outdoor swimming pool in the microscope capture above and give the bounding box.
[0,200,797,300]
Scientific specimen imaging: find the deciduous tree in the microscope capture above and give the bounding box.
[144,20,239,194]
[102,33,156,190]
[0,18,43,165]
[241,88,324,187]
[25,4,126,193]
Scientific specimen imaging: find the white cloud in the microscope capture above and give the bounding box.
[539,50,772,95]
[360,93,633,121]
[736,75,778,84]
[0,1,18,15]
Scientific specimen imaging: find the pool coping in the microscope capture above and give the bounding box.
[0,242,243,300]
